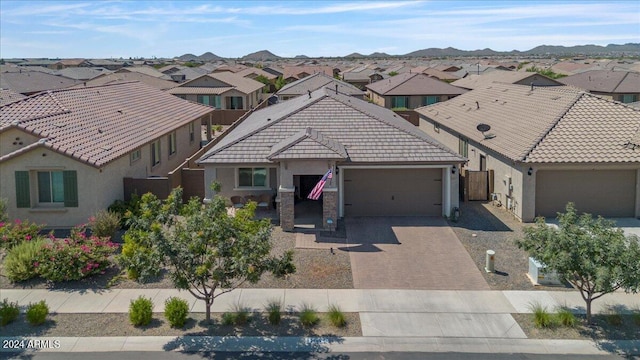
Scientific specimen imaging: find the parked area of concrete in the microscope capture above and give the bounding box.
[345,217,491,290]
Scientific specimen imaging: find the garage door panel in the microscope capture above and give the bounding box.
[535,170,636,217]
[344,168,442,216]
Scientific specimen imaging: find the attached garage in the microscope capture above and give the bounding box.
[343,168,443,216]
[535,170,637,217]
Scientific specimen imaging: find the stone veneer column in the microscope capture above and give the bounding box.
[279,186,295,232]
[322,188,338,231]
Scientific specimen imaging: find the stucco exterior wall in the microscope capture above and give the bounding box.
[0,129,41,157]
[203,166,278,204]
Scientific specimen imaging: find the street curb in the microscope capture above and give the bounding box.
[1,336,638,355]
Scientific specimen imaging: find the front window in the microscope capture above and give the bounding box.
[238,168,267,187]
[391,96,409,109]
[458,136,469,157]
[151,140,161,166]
[168,132,177,156]
[422,96,440,106]
[227,96,244,110]
[37,171,64,203]
[197,95,221,109]
[621,94,638,103]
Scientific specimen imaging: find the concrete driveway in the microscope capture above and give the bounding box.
[345,217,490,290]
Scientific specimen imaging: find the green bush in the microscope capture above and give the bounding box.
[528,302,553,328]
[129,296,153,326]
[89,210,121,239]
[4,238,45,282]
[0,198,8,223]
[327,304,346,327]
[221,312,236,326]
[0,299,20,326]
[37,225,117,282]
[265,299,282,325]
[0,219,44,249]
[25,300,49,325]
[222,303,251,326]
[299,303,319,328]
[117,230,162,283]
[108,194,141,229]
[632,311,640,326]
[605,313,623,326]
[554,307,576,327]
[164,297,189,328]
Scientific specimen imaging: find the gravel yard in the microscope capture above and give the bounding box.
[4,312,361,338]
[513,313,640,340]
[0,226,353,290]
[448,201,573,291]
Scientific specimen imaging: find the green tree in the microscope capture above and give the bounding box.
[525,65,566,79]
[130,186,294,322]
[274,76,286,91]
[516,203,640,323]
[388,71,399,77]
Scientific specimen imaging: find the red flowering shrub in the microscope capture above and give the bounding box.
[0,219,44,249]
[36,225,118,282]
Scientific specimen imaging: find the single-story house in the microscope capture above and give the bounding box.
[198,88,465,231]
[0,70,80,95]
[167,72,264,110]
[282,66,338,83]
[557,70,640,103]
[0,81,214,227]
[451,70,564,91]
[415,83,640,221]
[276,72,365,101]
[366,72,468,110]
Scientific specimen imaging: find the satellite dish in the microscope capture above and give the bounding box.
[476,123,491,132]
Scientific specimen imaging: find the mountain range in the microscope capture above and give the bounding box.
[176,43,640,61]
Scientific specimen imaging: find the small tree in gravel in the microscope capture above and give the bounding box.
[516,203,640,323]
[128,185,295,323]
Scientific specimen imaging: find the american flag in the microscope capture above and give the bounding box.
[307,169,333,200]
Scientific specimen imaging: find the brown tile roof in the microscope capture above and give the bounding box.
[0,71,80,94]
[75,72,178,90]
[419,68,460,81]
[177,72,264,95]
[199,87,464,165]
[416,83,640,163]
[277,72,364,97]
[366,72,467,96]
[283,66,335,80]
[558,70,640,94]
[267,127,348,160]
[117,66,171,79]
[234,67,278,81]
[0,82,213,167]
[167,86,234,95]
[0,89,26,106]
[451,71,562,90]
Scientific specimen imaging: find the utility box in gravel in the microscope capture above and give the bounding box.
[527,257,562,286]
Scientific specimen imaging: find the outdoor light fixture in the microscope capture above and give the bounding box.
[528,167,533,176]
[452,167,456,175]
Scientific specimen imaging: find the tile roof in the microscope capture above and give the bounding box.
[0,89,27,106]
[198,87,464,165]
[277,72,364,97]
[177,72,264,95]
[55,67,110,80]
[234,67,278,80]
[451,71,562,90]
[117,66,172,79]
[0,71,80,94]
[415,83,640,163]
[283,66,335,80]
[558,70,640,93]
[267,127,348,160]
[76,72,178,90]
[0,82,213,167]
[167,86,234,95]
[366,72,467,96]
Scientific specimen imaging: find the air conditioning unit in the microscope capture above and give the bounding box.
[527,257,562,286]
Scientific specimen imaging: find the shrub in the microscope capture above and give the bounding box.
[632,311,640,326]
[89,210,121,239]
[221,312,236,326]
[0,299,20,326]
[37,225,118,282]
[108,194,141,229]
[4,238,46,282]
[164,297,189,328]
[0,219,44,249]
[129,296,153,326]
[265,299,282,325]
[327,304,346,327]
[0,198,8,223]
[117,230,162,282]
[25,300,49,325]
[528,302,553,328]
[554,307,576,327]
[299,303,319,328]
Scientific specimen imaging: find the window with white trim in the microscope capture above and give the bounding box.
[237,168,268,188]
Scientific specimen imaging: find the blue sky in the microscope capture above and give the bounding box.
[1,0,639,59]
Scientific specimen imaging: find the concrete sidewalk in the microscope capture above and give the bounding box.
[1,288,639,355]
